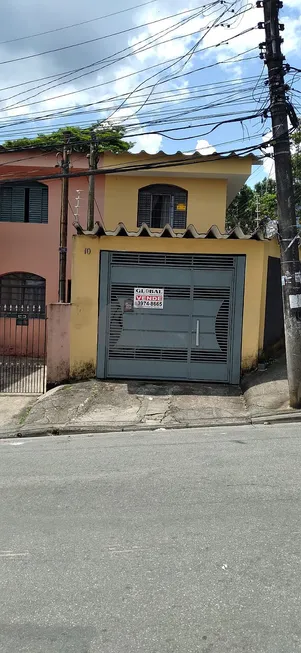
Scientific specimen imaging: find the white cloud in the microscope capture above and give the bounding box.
[130,131,163,153]
[0,0,300,158]
[195,139,216,154]
[280,13,301,56]
[104,106,163,153]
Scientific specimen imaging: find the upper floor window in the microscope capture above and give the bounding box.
[0,181,48,223]
[137,184,187,229]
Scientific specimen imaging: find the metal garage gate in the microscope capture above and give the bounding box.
[97,252,245,384]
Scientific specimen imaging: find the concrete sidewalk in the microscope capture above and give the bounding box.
[241,355,290,417]
[0,355,298,437]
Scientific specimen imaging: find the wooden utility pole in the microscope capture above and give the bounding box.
[58,132,71,303]
[260,0,301,407]
[87,131,99,231]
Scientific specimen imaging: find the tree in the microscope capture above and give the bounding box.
[226,184,256,232]
[1,122,133,154]
[291,128,301,219]
[226,124,301,233]
[254,178,277,223]
[226,178,278,233]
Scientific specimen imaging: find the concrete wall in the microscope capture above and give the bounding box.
[47,303,71,384]
[103,175,228,233]
[69,234,281,379]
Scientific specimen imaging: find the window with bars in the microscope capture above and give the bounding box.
[0,182,48,223]
[137,184,187,229]
[0,273,46,317]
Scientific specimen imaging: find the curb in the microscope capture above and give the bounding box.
[0,417,252,439]
[1,412,301,440]
[251,411,301,425]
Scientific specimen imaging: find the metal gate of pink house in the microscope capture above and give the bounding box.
[0,273,47,393]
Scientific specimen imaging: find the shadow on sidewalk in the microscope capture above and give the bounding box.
[126,380,242,398]
[241,354,287,390]
[241,354,289,416]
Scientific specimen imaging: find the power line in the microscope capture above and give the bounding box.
[0,7,214,108]
[0,6,207,67]
[103,0,251,125]
[0,140,273,186]
[0,2,218,94]
[0,0,160,45]
[0,34,258,119]
[0,132,266,178]
[0,3,228,111]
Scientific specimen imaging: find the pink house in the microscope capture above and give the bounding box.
[0,149,105,307]
[0,150,105,385]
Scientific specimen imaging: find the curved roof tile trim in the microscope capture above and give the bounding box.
[73,221,272,241]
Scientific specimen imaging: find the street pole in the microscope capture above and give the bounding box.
[87,131,99,231]
[58,132,71,303]
[260,0,301,408]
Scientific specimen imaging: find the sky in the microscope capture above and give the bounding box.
[0,0,300,187]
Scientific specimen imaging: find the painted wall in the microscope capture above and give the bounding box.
[0,151,253,304]
[0,317,46,359]
[70,234,281,379]
[102,152,254,177]
[103,175,228,233]
[47,303,71,384]
[0,173,105,305]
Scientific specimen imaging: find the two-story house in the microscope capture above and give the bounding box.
[0,149,283,389]
[67,151,283,386]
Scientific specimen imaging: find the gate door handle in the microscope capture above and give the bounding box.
[195,319,200,347]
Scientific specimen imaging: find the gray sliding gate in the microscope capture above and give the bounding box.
[97,252,245,384]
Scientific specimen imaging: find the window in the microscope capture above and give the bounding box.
[0,182,48,223]
[0,273,46,317]
[137,184,187,229]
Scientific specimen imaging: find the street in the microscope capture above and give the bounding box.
[0,424,301,653]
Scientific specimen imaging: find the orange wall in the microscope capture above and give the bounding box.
[103,174,227,232]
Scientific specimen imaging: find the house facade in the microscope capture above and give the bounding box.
[67,151,283,386]
[0,148,284,388]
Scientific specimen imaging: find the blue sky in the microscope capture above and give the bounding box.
[0,0,300,187]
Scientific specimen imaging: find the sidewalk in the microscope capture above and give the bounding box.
[0,354,298,438]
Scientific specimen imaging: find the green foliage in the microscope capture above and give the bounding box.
[226,184,256,232]
[226,124,301,232]
[2,122,133,154]
[291,128,301,214]
[226,180,278,233]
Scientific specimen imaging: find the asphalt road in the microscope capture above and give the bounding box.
[1,424,301,653]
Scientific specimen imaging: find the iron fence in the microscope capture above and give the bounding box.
[0,304,47,393]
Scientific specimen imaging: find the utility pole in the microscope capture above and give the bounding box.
[87,131,99,231]
[259,0,301,408]
[58,132,71,303]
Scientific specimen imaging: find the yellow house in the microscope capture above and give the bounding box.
[69,151,282,385]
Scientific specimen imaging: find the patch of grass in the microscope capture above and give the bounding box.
[62,384,73,392]
[18,405,33,425]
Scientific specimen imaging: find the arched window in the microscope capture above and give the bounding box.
[137,184,187,229]
[0,273,46,317]
[0,181,48,223]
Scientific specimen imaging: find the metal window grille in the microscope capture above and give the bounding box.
[0,273,46,317]
[137,184,187,228]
